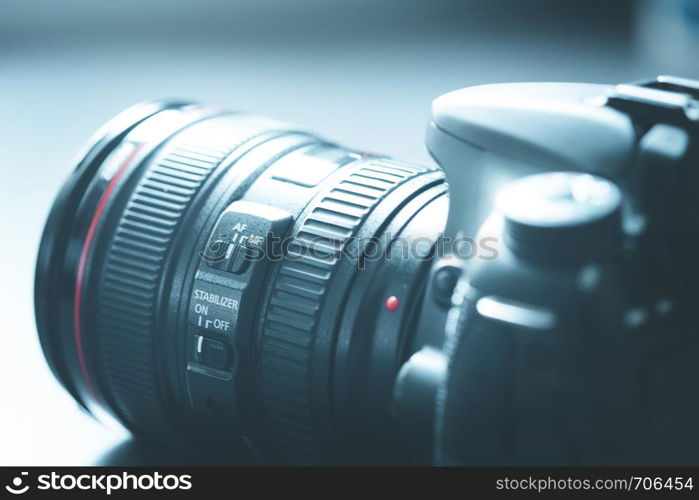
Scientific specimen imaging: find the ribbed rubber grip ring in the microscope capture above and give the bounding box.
[259,158,435,463]
[95,115,292,431]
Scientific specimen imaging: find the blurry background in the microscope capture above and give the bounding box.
[1,0,698,465]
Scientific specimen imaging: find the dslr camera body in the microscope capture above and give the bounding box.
[407,75,699,465]
[35,76,699,465]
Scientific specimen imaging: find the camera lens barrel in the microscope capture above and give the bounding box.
[35,102,447,463]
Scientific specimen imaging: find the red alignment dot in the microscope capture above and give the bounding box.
[385,295,400,312]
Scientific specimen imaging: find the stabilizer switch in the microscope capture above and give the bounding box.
[194,335,231,370]
[186,200,293,418]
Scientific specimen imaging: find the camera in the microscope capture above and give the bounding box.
[35,76,699,465]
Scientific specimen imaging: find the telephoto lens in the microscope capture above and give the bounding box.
[35,101,447,465]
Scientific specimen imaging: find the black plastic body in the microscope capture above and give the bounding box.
[420,76,699,465]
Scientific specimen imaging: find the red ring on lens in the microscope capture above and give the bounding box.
[73,143,145,401]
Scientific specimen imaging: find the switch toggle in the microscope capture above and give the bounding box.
[205,242,252,274]
[203,239,231,270]
[228,244,251,275]
[193,335,231,370]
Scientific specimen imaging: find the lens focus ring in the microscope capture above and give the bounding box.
[96,115,294,431]
[259,159,433,463]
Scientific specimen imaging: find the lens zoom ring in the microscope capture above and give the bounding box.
[97,116,283,430]
[260,159,431,463]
